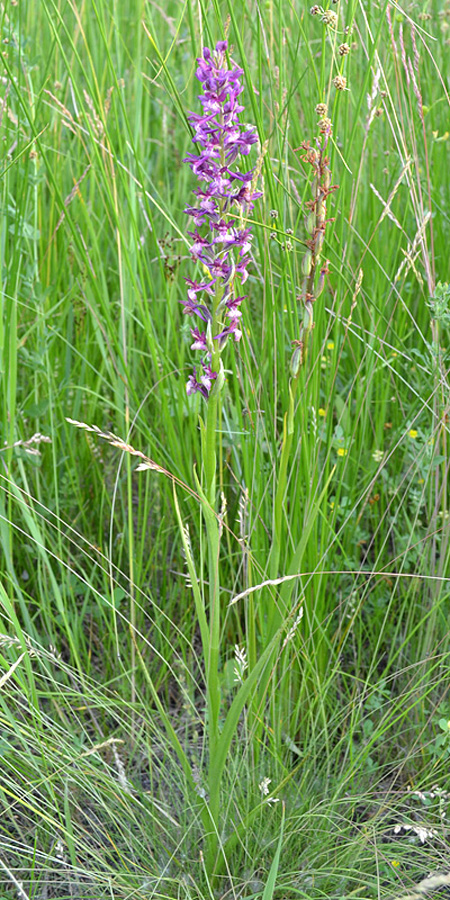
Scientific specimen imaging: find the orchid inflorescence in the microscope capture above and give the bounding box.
[182,40,261,399]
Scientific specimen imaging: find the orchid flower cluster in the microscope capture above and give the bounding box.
[182,40,261,399]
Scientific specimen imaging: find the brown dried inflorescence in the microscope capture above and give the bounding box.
[315,102,328,117]
[318,116,333,134]
[322,9,338,28]
[290,129,338,373]
[333,74,347,91]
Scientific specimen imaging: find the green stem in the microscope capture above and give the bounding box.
[201,278,224,872]
[196,455,221,871]
[204,389,218,507]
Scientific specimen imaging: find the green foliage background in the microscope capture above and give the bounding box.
[1,0,450,897]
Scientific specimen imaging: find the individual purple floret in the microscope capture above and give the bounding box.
[186,365,218,399]
[182,39,261,399]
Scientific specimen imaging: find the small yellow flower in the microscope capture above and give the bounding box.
[391,351,398,358]
[318,408,326,417]
[418,478,424,484]
[408,429,418,439]
[327,341,335,350]
[337,448,348,457]
[433,130,450,142]
[392,860,400,868]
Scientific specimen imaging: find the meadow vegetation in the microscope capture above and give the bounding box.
[1,0,450,898]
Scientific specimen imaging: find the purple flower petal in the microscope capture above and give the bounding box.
[190,327,208,351]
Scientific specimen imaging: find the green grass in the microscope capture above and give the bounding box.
[1,0,450,896]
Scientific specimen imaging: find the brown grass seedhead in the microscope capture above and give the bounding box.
[291,122,338,371]
[315,102,328,117]
[333,74,347,91]
[322,10,338,28]
[318,116,333,134]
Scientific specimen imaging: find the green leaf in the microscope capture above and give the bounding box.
[280,467,336,609]
[261,803,285,900]
[211,636,277,789]
[172,486,209,661]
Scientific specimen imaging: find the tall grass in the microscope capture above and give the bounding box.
[1,0,450,897]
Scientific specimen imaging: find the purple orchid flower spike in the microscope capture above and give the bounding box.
[183,39,262,399]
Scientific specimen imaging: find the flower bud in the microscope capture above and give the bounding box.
[290,345,303,377]
[306,211,316,235]
[210,360,226,396]
[205,321,215,354]
[316,201,326,223]
[303,300,314,332]
[301,250,312,276]
[316,270,325,298]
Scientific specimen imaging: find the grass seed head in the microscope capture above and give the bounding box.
[319,116,333,134]
[322,10,338,28]
[315,102,328,117]
[333,74,347,91]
